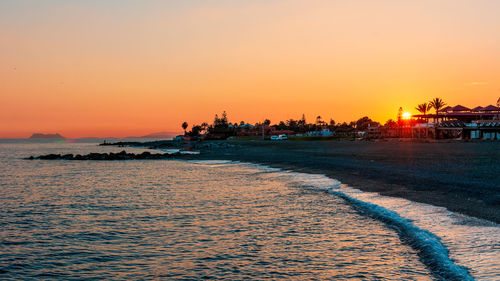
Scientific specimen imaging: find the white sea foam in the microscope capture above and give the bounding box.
[159,148,200,155]
[334,184,499,281]
[189,160,239,166]
[192,160,499,280]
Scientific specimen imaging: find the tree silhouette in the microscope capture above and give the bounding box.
[384,119,398,128]
[182,122,188,135]
[415,103,432,116]
[221,111,228,124]
[201,122,208,133]
[189,125,202,137]
[397,107,403,124]
[429,98,446,115]
[355,116,375,131]
[316,116,322,125]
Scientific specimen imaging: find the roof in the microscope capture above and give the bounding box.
[239,123,254,128]
[482,105,500,111]
[451,105,470,111]
[441,106,452,112]
[413,112,499,118]
[471,106,484,111]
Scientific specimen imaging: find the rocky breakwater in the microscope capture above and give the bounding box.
[26,150,192,161]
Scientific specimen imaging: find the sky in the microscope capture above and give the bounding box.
[1,0,499,138]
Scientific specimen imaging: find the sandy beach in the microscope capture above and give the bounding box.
[183,140,500,224]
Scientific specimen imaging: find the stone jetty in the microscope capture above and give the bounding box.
[26,150,188,161]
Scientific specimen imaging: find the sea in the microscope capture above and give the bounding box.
[0,140,498,280]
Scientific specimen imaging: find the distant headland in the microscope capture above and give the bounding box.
[29,133,66,139]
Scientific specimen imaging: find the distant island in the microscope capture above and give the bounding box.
[29,133,66,139]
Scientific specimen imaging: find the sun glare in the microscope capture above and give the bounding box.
[402,112,411,119]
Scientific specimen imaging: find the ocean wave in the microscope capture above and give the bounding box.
[180,159,500,280]
[327,189,473,280]
[198,160,482,280]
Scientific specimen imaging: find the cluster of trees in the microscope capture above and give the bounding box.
[181,112,233,139]
[415,97,446,116]
[268,114,330,133]
[180,98,449,139]
[182,111,381,139]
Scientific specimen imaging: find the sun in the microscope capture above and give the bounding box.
[402,112,411,119]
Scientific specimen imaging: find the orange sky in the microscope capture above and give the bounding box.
[1,0,499,138]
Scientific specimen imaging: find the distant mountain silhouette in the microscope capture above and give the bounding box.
[29,133,65,139]
[124,131,178,139]
[135,132,177,139]
[140,131,178,138]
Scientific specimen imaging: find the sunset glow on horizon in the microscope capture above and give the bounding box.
[1,0,499,138]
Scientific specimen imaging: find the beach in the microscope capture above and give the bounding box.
[183,140,500,224]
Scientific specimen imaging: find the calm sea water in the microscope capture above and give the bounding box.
[0,141,498,280]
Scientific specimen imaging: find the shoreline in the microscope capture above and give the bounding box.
[31,139,500,224]
[185,140,500,224]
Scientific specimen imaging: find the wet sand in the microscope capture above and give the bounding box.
[189,140,500,224]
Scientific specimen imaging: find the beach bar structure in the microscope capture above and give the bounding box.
[412,104,500,140]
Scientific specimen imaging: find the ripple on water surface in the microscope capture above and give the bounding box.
[0,143,436,279]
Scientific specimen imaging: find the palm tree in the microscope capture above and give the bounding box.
[181,122,188,135]
[316,116,322,124]
[429,98,446,115]
[415,103,432,116]
[415,103,433,137]
[200,122,208,134]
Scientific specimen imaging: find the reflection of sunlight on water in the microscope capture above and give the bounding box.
[3,142,495,280]
[217,161,495,281]
[1,143,434,280]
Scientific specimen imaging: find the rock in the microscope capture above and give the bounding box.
[39,154,61,160]
[88,153,104,160]
[62,154,74,160]
[28,150,197,161]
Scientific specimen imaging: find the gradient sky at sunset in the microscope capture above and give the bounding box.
[1,0,499,138]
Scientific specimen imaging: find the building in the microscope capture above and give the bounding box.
[307,129,335,137]
[412,104,500,140]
